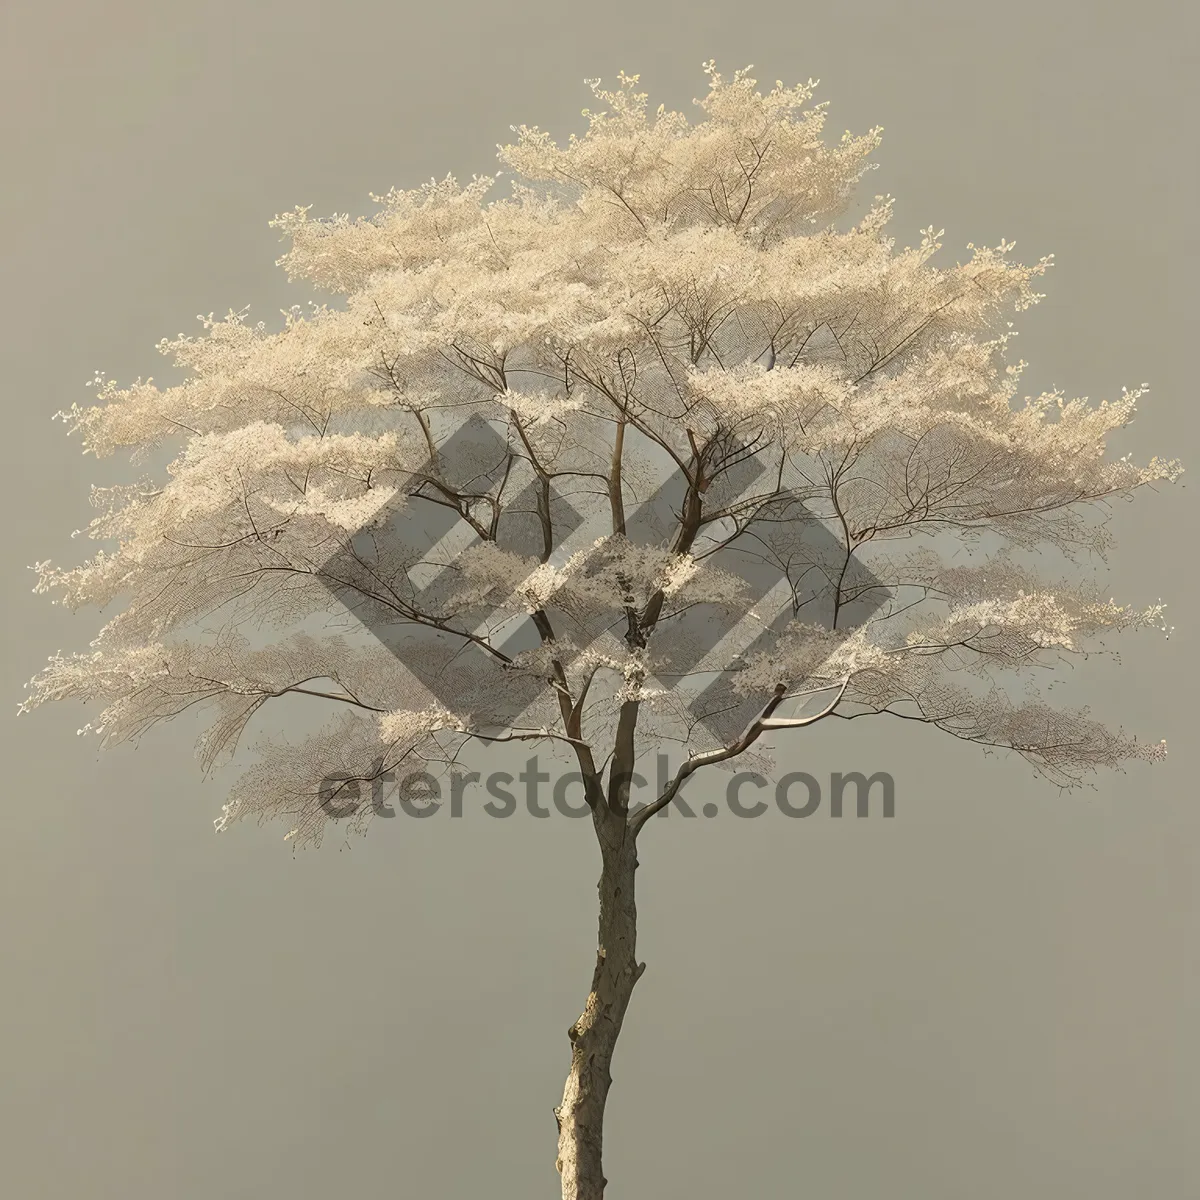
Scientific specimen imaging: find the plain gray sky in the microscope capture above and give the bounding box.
[2,1,1196,1197]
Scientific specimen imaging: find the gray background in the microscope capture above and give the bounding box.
[2,1,1196,1196]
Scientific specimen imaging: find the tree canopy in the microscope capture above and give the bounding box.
[23,64,1178,847]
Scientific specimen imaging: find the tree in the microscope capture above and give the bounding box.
[21,62,1180,1199]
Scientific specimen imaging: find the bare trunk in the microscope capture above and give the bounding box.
[554,806,645,1199]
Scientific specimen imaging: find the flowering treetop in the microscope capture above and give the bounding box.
[22,64,1178,847]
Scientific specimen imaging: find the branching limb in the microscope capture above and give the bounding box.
[629,676,850,836]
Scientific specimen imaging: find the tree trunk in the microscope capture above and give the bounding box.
[554,807,645,1199]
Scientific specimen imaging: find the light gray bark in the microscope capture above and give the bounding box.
[554,801,645,1199]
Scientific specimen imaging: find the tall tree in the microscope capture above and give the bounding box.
[22,63,1178,1199]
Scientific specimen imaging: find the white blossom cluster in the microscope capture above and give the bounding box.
[22,64,1178,844]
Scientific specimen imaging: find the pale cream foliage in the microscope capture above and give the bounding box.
[22,63,1179,844]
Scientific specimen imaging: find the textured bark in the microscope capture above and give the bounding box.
[554,805,645,1199]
